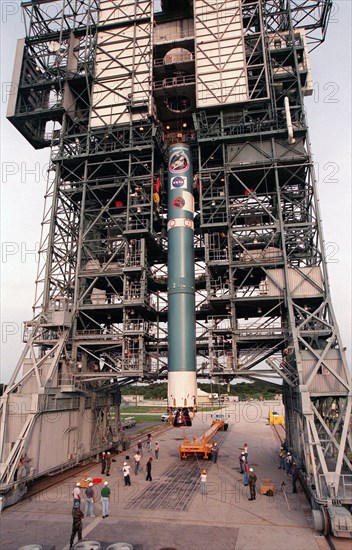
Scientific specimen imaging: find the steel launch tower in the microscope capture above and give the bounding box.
[1,0,351,534]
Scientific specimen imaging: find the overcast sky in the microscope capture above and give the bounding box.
[1,1,351,384]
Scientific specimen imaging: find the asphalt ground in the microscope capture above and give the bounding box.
[0,401,330,550]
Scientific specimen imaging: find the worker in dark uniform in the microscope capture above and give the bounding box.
[211,442,219,463]
[106,452,112,476]
[101,452,106,474]
[69,500,84,548]
[146,457,153,481]
[248,467,257,501]
[239,451,245,473]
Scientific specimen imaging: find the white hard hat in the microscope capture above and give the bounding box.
[76,482,81,487]
[88,482,93,487]
[249,468,253,472]
[104,481,109,485]
[124,462,127,466]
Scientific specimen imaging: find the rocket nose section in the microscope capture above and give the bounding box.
[173,408,192,427]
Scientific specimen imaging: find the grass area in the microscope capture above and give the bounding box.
[120,408,221,424]
[120,405,221,414]
[121,414,161,423]
[121,406,166,414]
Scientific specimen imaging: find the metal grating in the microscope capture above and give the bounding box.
[126,433,226,511]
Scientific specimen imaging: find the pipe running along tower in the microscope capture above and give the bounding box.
[1,0,351,534]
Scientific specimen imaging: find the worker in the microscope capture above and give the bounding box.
[146,457,153,482]
[243,460,249,486]
[106,452,112,476]
[134,451,141,475]
[146,433,152,453]
[155,442,160,460]
[248,467,257,501]
[137,439,143,457]
[211,442,219,463]
[200,469,207,495]
[72,482,81,501]
[286,452,292,475]
[278,447,286,469]
[84,482,95,518]
[242,443,248,462]
[239,451,246,472]
[123,461,131,486]
[69,500,84,548]
[100,480,110,518]
[101,451,107,474]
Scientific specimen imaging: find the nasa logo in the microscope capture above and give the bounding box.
[172,196,185,209]
[171,176,186,188]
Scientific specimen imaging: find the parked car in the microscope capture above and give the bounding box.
[122,416,136,429]
[161,411,177,422]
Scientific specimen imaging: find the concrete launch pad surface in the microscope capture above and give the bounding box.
[0,401,329,550]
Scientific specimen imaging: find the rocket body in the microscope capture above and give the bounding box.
[167,143,197,409]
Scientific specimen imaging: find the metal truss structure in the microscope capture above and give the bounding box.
[1,0,351,533]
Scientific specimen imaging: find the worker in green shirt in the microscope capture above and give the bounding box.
[101,480,111,518]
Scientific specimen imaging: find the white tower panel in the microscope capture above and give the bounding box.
[91,1,153,127]
[98,0,151,24]
[194,0,248,107]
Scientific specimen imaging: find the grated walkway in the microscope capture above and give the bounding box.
[126,432,227,511]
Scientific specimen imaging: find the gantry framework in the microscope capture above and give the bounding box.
[1,0,351,530]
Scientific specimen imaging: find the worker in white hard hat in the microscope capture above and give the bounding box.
[248,468,257,501]
[286,451,293,475]
[72,482,81,501]
[123,461,131,486]
[100,480,111,518]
